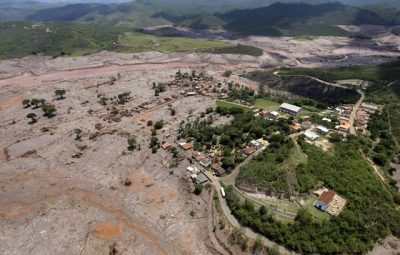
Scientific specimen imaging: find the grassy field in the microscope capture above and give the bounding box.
[202,44,263,56]
[294,35,319,41]
[119,32,230,53]
[215,100,251,110]
[254,98,280,111]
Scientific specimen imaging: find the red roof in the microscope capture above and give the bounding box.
[243,147,256,155]
[180,143,192,150]
[319,190,335,205]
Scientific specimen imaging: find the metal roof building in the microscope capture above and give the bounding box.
[280,103,302,115]
[304,130,320,141]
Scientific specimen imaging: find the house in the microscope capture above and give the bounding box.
[301,121,312,130]
[304,130,320,141]
[179,142,193,151]
[190,173,208,184]
[322,117,332,123]
[161,142,172,150]
[269,111,279,119]
[361,103,378,113]
[280,103,302,115]
[338,117,351,132]
[250,140,261,149]
[315,190,335,211]
[314,189,347,216]
[259,110,269,117]
[194,153,211,167]
[243,146,256,156]
[211,163,226,176]
[291,123,302,132]
[316,126,329,135]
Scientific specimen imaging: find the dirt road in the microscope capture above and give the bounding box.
[349,90,365,135]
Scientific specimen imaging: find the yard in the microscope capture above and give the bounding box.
[298,194,331,221]
[215,100,251,110]
[254,98,280,111]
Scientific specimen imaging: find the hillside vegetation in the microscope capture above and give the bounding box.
[228,136,400,254]
[279,60,400,104]
[0,22,124,59]
[0,23,248,59]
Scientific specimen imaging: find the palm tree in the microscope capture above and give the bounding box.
[55,89,66,99]
[22,99,31,108]
[26,113,37,123]
[74,129,82,140]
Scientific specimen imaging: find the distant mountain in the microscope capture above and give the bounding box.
[218,2,398,36]
[25,0,400,36]
[0,0,61,21]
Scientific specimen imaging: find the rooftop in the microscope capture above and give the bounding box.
[280,103,301,113]
[304,130,320,140]
[317,125,329,133]
[319,190,335,205]
[243,146,256,155]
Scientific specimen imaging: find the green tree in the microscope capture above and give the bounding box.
[154,120,164,130]
[98,96,108,105]
[22,99,31,108]
[42,104,56,117]
[150,136,159,148]
[223,70,233,78]
[74,128,82,140]
[39,99,46,106]
[55,89,66,99]
[30,98,40,108]
[194,183,203,195]
[26,113,37,123]
[170,109,176,116]
[127,137,137,150]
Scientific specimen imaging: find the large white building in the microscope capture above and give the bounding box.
[280,103,302,115]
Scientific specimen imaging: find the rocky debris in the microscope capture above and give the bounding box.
[123,178,132,186]
[95,123,104,130]
[72,152,83,158]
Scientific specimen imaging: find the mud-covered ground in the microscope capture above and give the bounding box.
[0,61,232,255]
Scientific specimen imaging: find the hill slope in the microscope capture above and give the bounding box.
[219,2,394,36]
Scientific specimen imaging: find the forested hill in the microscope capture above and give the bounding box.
[219,2,398,36]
